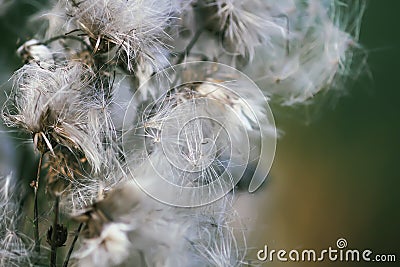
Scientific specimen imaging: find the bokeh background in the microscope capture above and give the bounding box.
[0,1,399,266]
[246,1,400,266]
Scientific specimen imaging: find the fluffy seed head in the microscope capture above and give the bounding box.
[74,222,132,267]
[63,0,182,71]
[243,0,366,105]
[2,62,109,172]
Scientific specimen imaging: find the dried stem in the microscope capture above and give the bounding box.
[175,27,205,65]
[50,196,60,267]
[37,34,92,52]
[63,223,83,267]
[33,153,43,253]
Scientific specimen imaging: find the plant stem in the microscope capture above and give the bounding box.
[34,153,43,254]
[50,196,60,267]
[175,27,205,65]
[36,35,92,52]
[62,223,83,267]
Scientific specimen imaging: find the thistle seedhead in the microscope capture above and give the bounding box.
[242,0,366,105]
[0,229,33,267]
[72,181,141,266]
[71,180,244,267]
[194,0,286,61]
[73,181,140,238]
[2,61,112,172]
[60,0,183,71]
[0,174,33,266]
[176,0,365,106]
[45,145,88,197]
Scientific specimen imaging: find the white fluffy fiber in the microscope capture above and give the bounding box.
[0,174,33,267]
[74,222,132,267]
[72,181,244,267]
[45,0,185,71]
[180,0,365,105]
[2,61,114,173]
[244,0,366,105]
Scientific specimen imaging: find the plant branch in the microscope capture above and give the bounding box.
[33,153,43,254]
[175,27,205,65]
[39,35,92,52]
[63,223,83,267]
[50,196,60,267]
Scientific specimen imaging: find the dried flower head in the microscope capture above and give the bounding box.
[60,0,182,71]
[72,180,244,267]
[194,0,286,60]
[2,62,110,172]
[177,0,365,105]
[127,61,275,204]
[72,181,140,266]
[45,145,88,197]
[243,0,366,105]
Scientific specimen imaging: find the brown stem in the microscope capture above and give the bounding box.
[50,196,60,267]
[175,27,205,65]
[41,35,92,52]
[62,223,83,267]
[33,153,43,253]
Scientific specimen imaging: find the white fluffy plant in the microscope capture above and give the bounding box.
[71,180,245,267]
[0,0,365,266]
[178,0,365,105]
[44,0,185,71]
[0,174,33,267]
[3,62,107,170]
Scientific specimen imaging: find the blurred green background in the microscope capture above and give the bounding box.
[248,1,400,266]
[0,0,399,266]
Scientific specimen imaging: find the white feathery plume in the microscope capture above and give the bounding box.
[70,185,135,262]
[187,196,246,267]
[71,181,140,267]
[177,0,365,105]
[72,180,245,267]
[49,0,184,71]
[63,170,127,214]
[126,67,274,203]
[74,222,132,267]
[0,174,33,267]
[2,61,110,173]
[0,174,17,228]
[0,126,15,177]
[17,39,55,68]
[242,0,366,105]
[174,0,286,64]
[196,0,286,60]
